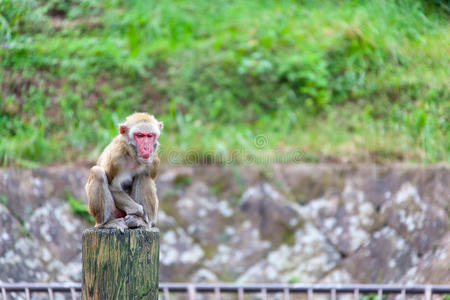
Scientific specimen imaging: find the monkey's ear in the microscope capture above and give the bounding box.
[158,122,164,130]
[119,124,127,135]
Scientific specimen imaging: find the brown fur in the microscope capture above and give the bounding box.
[121,112,160,132]
[85,113,161,230]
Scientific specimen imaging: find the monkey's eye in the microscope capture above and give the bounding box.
[136,133,144,138]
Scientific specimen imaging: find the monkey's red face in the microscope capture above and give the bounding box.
[134,132,156,159]
[120,120,162,161]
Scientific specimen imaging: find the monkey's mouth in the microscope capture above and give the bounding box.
[138,144,153,159]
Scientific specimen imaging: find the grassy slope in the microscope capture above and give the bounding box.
[0,0,449,167]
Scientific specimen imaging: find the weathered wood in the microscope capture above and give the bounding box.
[82,227,159,300]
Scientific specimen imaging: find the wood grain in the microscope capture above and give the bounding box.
[82,227,159,300]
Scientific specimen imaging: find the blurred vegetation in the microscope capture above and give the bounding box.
[0,0,448,166]
[361,294,386,300]
[0,194,7,205]
[65,191,95,223]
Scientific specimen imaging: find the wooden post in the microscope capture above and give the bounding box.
[82,227,159,300]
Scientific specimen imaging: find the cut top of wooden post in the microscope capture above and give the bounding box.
[82,227,160,300]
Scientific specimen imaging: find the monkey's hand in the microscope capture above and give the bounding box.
[128,203,144,217]
[124,214,148,229]
[110,187,145,217]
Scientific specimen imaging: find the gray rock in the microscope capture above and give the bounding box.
[191,268,218,283]
[0,204,22,256]
[0,167,89,221]
[0,237,49,282]
[26,198,85,263]
[299,183,376,256]
[240,183,302,243]
[156,166,194,198]
[400,232,450,284]
[159,228,205,281]
[0,164,449,285]
[342,227,418,283]
[381,182,449,255]
[204,220,271,280]
[273,164,349,204]
[319,268,354,283]
[173,182,235,247]
[158,209,177,229]
[237,223,340,283]
[0,169,48,220]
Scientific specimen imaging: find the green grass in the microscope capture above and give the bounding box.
[65,191,95,224]
[0,194,7,205]
[362,294,386,300]
[0,0,449,166]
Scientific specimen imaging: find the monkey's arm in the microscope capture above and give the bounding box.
[131,173,158,227]
[109,181,144,217]
[102,150,144,217]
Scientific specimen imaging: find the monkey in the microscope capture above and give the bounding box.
[85,112,163,231]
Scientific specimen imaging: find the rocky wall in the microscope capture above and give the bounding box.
[0,164,449,284]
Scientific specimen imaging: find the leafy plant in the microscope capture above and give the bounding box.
[0,195,7,205]
[362,293,386,300]
[0,0,448,166]
[65,192,94,224]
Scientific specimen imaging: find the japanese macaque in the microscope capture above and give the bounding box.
[85,112,163,231]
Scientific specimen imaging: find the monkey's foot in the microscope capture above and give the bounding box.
[125,215,148,229]
[99,218,128,233]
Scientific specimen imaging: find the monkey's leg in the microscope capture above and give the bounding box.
[122,174,152,229]
[131,173,158,227]
[85,166,127,232]
[109,186,144,217]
